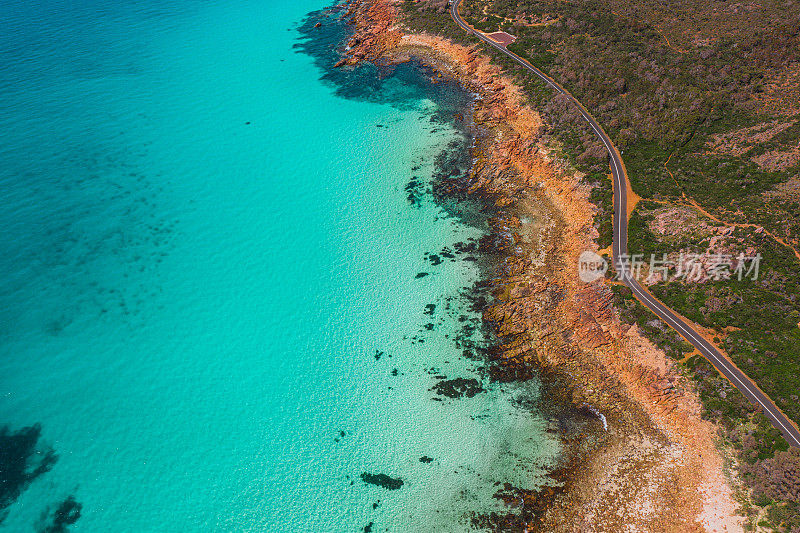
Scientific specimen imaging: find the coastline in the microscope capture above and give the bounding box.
[336,0,746,530]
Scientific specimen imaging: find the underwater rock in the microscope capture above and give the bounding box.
[431,377,484,398]
[0,424,58,522]
[361,472,404,490]
[39,495,82,533]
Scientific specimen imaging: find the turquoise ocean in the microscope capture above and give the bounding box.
[0,1,560,530]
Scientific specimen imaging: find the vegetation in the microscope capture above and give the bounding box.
[627,205,800,424]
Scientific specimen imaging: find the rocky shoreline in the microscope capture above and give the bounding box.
[333,0,745,530]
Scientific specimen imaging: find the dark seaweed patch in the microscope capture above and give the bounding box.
[414,272,428,279]
[0,424,58,523]
[405,176,430,207]
[431,378,484,399]
[453,240,478,254]
[38,495,82,533]
[423,304,436,315]
[361,472,404,490]
[405,176,426,207]
[429,139,496,229]
[419,456,434,463]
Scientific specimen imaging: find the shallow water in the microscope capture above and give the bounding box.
[0,1,560,530]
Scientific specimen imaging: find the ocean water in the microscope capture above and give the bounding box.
[0,1,560,531]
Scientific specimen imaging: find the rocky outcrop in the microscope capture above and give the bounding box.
[335,0,401,67]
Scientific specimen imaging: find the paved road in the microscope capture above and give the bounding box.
[449,0,800,447]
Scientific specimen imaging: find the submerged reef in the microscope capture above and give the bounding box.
[0,424,58,524]
[430,377,484,399]
[39,496,82,533]
[361,472,404,490]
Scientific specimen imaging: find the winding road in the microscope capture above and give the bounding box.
[449,0,800,447]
